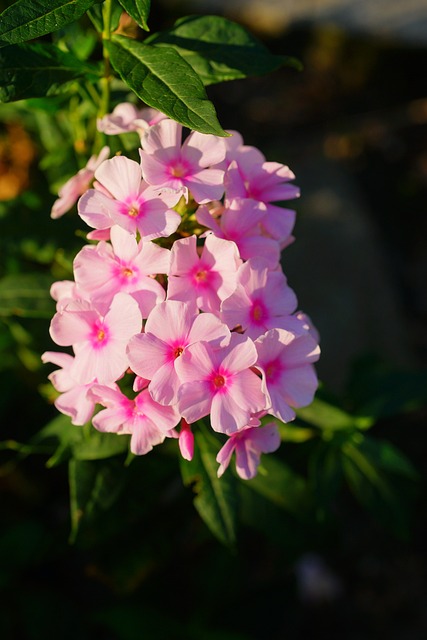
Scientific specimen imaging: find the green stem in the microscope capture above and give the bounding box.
[96,0,113,144]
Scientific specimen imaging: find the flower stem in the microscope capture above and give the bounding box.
[96,0,113,145]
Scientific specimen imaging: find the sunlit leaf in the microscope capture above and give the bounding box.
[106,35,227,136]
[296,397,374,432]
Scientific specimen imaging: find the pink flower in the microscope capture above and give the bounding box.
[90,385,180,455]
[221,257,298,339]
[176,333,266,434]
[127,300,230,405]
[197,198,281,269]
[97,103,166,135]
[51,146,109,219]
[139,119,226,203]
[49,292,142,385]
[73,225,169,316]
[167,233,240,314]
[214,129,265,171]
[216,421,281,479]
[78,155,181,238]
[225,159,298,243]
[255,328,320,423]
[41,351,99,425]
[178,419,194,461]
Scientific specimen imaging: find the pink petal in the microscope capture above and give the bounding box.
[95,156,142,202]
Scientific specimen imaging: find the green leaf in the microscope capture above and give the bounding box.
[351,435,419,480]
[180,429,237,546]
[0,273,55,318]
[73,429,130,461]
[69,458,127,542]
[117,0,151,31]
[296,397,374,432]
[342,436,418,537]
[106,35,227,136]
[309,440,343,508]
[277,423,316,442]
[246,455,311,517]
[146,14,301,86]
[35,414,130,466]
[0,0,97,48]
[0,42,100,103]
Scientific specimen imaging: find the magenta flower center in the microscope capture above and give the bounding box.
[250,299,267,325]
[169,159,190,179]
[118,195,145,220]
[213,374,225,388]
[90,320,109,349]
[174,346,184,358]
[209,368,230,394]
[265,358,283,384]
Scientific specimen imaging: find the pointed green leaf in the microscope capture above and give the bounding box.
[342,437,418,537]
[0,42,100,103]
[309,440,343,507]
[180,429,237,546]
[69,458,127,542]
[296,397,374,432]
[117,0,151,31]
[0,0,97,48]
[73,430,130,461]
[35,414,130,466]
[245,455,311,517]
[0,273,55,318]
[106,35,227,136]
[146,14,301,86]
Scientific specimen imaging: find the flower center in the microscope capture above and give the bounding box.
[97,329,106,342]
[170,160,188,178]
[128,205,139,217]
[174,346,184,358]
[213,374,225,388]
[264,358,283,383]
[122,267,133,278]
[251,301,266,324]
[195,269,208,282]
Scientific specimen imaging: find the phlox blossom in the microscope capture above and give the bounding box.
[216,421,281,479]
[196,198,281,269]
[90,385,180,455]
[78,155,181,238]
[167,233,240,314]
[50,146,110,219]
[221,257,298,339]
[73,225,169,316]
[225,159,298,243]
[255,328,320,423]
[49,292,142,385]
[97,103,166,135]
[176,333,266,434]
[127,300,230,405]
[139,119,226,203]
[41,351,100,425]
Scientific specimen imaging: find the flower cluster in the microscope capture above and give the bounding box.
[43,105,320,480]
